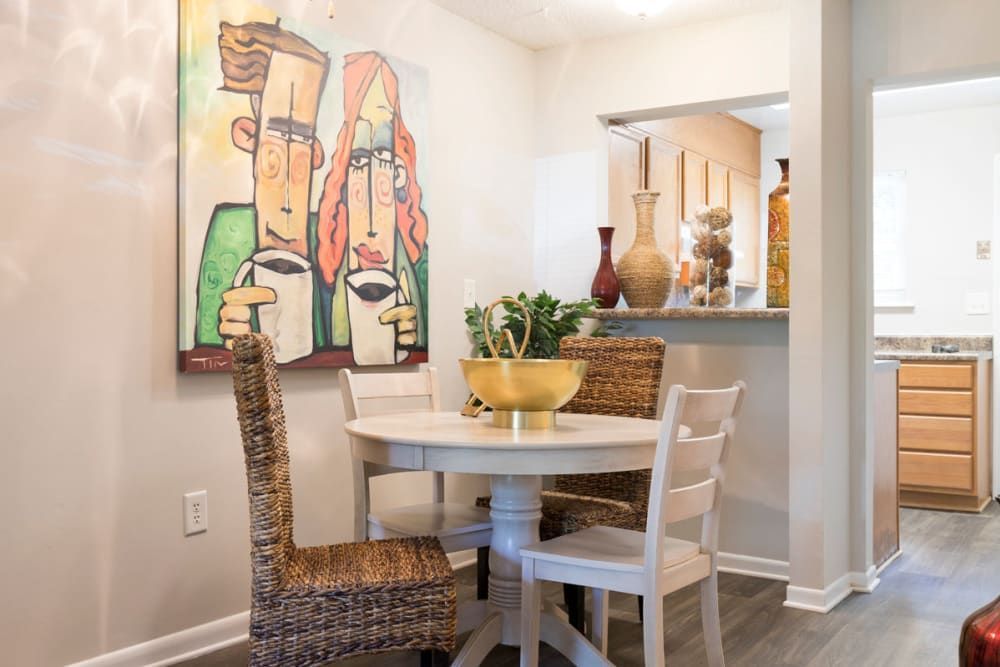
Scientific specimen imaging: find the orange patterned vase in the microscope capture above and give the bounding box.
[766,158,790,308]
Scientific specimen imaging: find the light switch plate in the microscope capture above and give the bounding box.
[463,279,476,309]
[966,291,990,315]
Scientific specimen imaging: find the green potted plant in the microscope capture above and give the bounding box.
[464,290,615,360]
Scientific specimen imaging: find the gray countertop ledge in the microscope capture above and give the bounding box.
[591,307,789,321]
[874,351,992,362]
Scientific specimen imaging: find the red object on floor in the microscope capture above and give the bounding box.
[961,595,1000,666]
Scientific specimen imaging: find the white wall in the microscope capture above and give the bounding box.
[530,11,793,565]
[873,105,1000,334]
[0,1,535,664]
[532,10,789,303]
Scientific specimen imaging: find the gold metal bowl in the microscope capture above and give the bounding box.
[459,358,588,429]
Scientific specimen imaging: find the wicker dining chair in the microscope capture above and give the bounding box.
[477,336,666,631]
[231,334,456,667]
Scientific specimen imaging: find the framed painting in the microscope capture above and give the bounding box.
[178,0,429,372]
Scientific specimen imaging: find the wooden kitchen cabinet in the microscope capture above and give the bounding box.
[682,151,708,221]
[707,160,729,208]
[644,137,683,263]
[897,360,992,512]
[728,170,762,287]
[608,124,645,257]
[608,113,764,286]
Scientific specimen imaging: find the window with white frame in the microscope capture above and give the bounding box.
[873,170,910,308]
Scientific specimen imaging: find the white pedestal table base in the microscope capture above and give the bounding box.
[451,474,611,667]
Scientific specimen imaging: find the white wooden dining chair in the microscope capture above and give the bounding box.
[340,367,493,599]
[519,381,747,667]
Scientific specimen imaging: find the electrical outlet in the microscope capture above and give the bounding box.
[184,490,208,536]
[463,279,477,309]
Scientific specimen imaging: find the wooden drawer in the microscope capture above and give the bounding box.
[899,451,973,492]
[899,363,973,390]
[899,390,973,417]
[899,415,973,454]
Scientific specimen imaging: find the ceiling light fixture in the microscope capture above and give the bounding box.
[616,0,670,19]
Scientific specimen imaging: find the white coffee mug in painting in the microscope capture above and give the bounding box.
[233,249,314,363]
[346,269,410,365]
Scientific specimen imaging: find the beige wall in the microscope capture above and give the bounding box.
[530,10,793,565]
[0,1,535,664]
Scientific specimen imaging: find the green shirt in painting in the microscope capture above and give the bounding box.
[194,204,428,353]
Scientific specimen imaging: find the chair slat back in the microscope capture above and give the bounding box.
[662,479,718,524]
[644,381,746,581]
[340,367,443,542]
[231,334,295,596]
[341,368,440,419]
[671,433,726,472]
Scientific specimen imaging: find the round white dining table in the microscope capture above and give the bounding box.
[345,411,681,667]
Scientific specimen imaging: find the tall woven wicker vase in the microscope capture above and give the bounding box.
[617,190,674,308]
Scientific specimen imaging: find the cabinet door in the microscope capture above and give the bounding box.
[644,137,683,263]
[682,151,708,221]
[707,160,729,208]
[608,126,645,257]
[729,170,761,287]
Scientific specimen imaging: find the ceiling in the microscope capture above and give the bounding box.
[428,0,788,51]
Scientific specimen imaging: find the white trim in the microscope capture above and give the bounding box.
[65,611,250,667]
[993,153,1000,499]
[848,566,880,594]
[783,573,852,613]
[717,552,790,582]
[875,549,902,576]
[65,556,481,667]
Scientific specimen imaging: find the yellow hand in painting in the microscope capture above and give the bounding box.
[377,272,417,347]
[218,286,278,350]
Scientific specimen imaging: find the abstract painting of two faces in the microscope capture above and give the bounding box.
[179,0,429,372]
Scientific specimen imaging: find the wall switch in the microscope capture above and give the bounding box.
[966,291,990,315]
[463,279,477,309]
[184,490,208,536]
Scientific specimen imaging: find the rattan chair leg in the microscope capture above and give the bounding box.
[477,546,489,600]
[420,649,450,667]
[564,582,586,633]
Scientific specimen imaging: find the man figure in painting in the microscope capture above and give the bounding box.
[316,51,428,366]
[193,20,329,363]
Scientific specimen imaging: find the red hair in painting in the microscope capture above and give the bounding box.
[316,51,428,286]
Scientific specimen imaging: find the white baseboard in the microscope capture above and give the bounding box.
[717,552,790,582]
[783,573,852,613]
[875,549,902,576]
[848,565,880,594]
[64,556,484,667]
[65,611,250,667]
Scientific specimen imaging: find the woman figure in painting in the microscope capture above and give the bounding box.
[317,51,429,366]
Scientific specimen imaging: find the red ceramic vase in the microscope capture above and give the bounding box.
[961,595,1000,667]
[590,226,620,309]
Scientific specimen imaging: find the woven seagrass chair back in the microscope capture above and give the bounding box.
[554,336,666,509]
[231,333,295,596]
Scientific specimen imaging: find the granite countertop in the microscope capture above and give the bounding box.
[873,351,992,361]
[874,335,994,362]
[591,307,789,321]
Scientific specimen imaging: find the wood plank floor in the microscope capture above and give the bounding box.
[183,503,1000,666]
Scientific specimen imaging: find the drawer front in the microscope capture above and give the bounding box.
[899,451,973,491]
[899,363,973,390]
[899,415,974,454]
[899,390,973,417]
